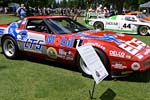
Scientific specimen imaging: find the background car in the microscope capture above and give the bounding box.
[126,11,150,21]
[0,16,150,78]
[88,15,150,36]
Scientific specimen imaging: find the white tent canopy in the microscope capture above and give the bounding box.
[8,3,19,8]
[140,1,150,8]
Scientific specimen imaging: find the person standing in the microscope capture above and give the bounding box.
[16,3,26,19]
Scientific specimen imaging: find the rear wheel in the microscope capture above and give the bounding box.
[138,26,149,36]
[78,48,111,78]
[94,22,104,31]
[2,36,20,59]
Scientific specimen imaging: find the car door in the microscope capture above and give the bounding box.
[44,19,81,63]
[19,18,47,57]
[104,16,120,31]
[119,16,137,34]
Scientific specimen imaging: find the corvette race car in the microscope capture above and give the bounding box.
[0,16,150,78]
[87,15,150,36]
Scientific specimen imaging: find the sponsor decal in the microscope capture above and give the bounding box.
[85,43,106,50]
[131,62,140,71]
[109,50,125,58]
[46,34,83,48]
[46,34,74,48]
[60,37,74,47]
[144,48,150,55]
[126,55,131,59]
[46,35,56,44]
[47,47,57,59]
[119,38,146,55]
[24,39,44,50]
[135,53,143,59]
[106,22,118,25]
[112,60,126,64]
[75,32,122,44]
[58,49,74,60]
[112,63,127,69]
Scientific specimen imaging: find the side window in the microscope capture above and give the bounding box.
[26,19,49,33]
[125,16,137,22]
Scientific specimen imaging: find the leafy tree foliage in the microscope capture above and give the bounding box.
[0,0,149,14]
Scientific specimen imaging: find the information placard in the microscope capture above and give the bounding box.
[77,44,108,84]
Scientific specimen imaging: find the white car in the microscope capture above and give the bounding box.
[88,15,150,36]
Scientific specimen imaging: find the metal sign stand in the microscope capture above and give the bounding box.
[89,81,96,100]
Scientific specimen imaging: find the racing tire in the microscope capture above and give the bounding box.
[2,36,20,59]
[94,22,104,31]
[138,25,150,36]
[77,48,111,78]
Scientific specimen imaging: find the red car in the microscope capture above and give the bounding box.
[0,16,150,78]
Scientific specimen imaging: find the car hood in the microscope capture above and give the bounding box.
[75,30,133,45]
[75,30,147,56]
[145,17,150,21]
[0,24,8,28]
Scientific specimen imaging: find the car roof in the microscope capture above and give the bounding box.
[126,11,142,15]
[109,15,137,19]
[26,16,68,19]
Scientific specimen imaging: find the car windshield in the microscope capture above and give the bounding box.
[46,18,89,34]
[136,14,147,19]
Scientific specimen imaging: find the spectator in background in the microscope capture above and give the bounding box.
[143,9,149,16]
[103,7,109,17]
[0,7,3,13]
[4,7,8,14]
[16,3,26,19]
[96,4,103,13]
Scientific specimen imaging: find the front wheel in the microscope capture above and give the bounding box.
[2,36,19,59]
[138,26,150,36]
[77,48,111,78]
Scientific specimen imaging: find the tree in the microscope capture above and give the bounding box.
[105,0,125,14]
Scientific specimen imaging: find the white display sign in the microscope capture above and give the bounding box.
[77,44,108,84]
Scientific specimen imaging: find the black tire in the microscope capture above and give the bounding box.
[77,48,111,78]
[138,26,149,36]
[2,36,20,59]
[94,21,104,31]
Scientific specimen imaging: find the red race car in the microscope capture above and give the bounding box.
[0,16,150,78]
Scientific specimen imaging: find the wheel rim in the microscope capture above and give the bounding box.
[3,39,15,57]
[140,26,149,35]
[95,23,103,30]
[80,58,92,75]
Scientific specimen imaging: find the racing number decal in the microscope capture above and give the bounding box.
[119,38,146,55]
[123,24,131,28]
[73,39,83,48]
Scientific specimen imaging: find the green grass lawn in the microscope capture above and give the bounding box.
[0,14,150,100]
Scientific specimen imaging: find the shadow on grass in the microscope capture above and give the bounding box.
[24,56,79,73]
[114,71,150,83]
[0,65,7,70]
[25,56,150,82]
[1,51,150,83]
